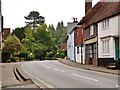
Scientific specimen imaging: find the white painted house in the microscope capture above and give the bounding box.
[98,14,120,66]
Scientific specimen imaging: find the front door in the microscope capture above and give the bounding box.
[115,38,119,61]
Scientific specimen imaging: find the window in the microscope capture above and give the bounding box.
[77,47,79,54]
[102,39,110,55]
[102,19,109,29]
[82,29,84,34]
[85,43,97,59]
[76,32,79,38]
[93,43,97,58]
[90,25,94,36]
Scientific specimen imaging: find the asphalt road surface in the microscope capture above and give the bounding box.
[22,60,119,88]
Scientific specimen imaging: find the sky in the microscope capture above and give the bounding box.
[1,0,100,30]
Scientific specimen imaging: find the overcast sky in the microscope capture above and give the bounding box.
[2,0,100,30]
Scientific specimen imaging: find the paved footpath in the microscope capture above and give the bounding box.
[58,58,119,75]
[0,63,39,89]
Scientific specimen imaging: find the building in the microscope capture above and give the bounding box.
[79,1,120,66]
[74,25,85,64]
[3,28,10,39]
[67,19,78,61]
[60,42,67,50]
[97,2,120,67]
[78,0,99,65]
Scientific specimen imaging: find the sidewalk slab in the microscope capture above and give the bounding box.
[58,58,119,75]
[2,63,21,88]
[1,63,39,88]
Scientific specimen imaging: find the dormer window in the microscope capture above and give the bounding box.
[90,25,94,36]
[102,19,109,29]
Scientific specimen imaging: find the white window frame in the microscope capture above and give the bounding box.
[102,38,110,55]
[102,19,109,30]
[90,25,94,36]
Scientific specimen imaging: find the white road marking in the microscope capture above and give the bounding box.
[116,85,120,87]
[54,68,60,71]
[53,68,65,73]
[72,73,98,82]
[60,70,65,72]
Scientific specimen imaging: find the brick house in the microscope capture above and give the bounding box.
[78,0,99,65]
[74,25,85,64]
[60,42,67,50]
[78,1,120,66]
[3,28,10,39]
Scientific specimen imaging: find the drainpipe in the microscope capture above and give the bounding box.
[118,16,120,62]
[81,45,83,65]
[96,23,99,66]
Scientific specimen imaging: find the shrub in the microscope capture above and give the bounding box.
[2,52,11,63]
[56,49,67,58]
[10,57,17,62]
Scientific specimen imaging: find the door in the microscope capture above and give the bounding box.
[115,38,119,61]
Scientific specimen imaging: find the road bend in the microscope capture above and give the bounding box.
[22,60,118,88]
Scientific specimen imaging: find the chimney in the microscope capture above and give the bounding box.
[85,0,92,14]
[72,17,78,23]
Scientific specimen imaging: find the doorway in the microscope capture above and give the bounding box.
[115,38,119,61]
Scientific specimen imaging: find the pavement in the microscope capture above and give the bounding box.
[57,58,119,75]
[0,62,39,89]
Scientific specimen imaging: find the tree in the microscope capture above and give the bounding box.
[21,26,35,54]
[2,35,24,56]
[48,24,55,38]
[54,21,67,47]
[32,24,58,59]
[25,11,45,30]
[21,25,58,59]
[12,27,25,41]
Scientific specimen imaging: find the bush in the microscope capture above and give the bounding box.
[46,51,55,57]
[19,52,28,60]
[56,49,67,58]
[28,54,35,60]
[2,52,11,63]
[10,57,17,62]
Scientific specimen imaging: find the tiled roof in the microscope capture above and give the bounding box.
[79,1,120,28]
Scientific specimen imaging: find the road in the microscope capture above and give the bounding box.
[22,60,119,88]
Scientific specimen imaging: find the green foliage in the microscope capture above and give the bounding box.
[51,21,67,47]
[25,11,45,30]
[12,27,25,41]
[2,52,11,63]
[10,57,17,62]
[46,51,55,57]
[21,25,58,60]
[48,24,55,38]
[56,49,67,58]
[3,35,24,55]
